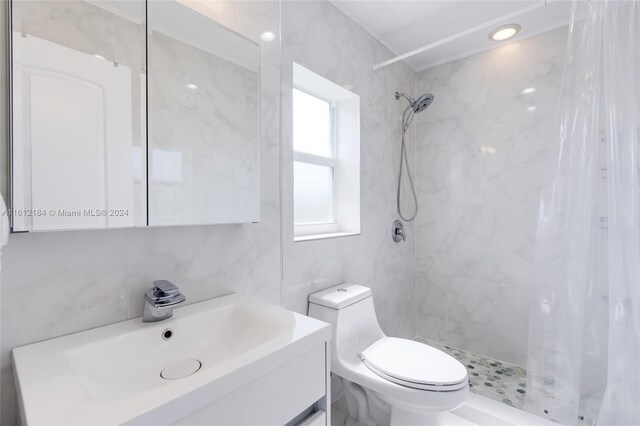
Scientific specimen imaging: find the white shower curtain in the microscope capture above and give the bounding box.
[526,1,640,425]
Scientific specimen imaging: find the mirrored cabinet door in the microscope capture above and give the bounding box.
[147,1,261,226]
[9,0,262,231]
[10,0,147,231]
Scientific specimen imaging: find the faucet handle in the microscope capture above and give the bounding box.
[153,280,180,295]
[392,220,406,243]
[143,280,185,322]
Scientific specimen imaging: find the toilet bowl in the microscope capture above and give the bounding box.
[308,284,468,426]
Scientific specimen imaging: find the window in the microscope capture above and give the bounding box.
[293,89,336,227]
[293,63,360,241]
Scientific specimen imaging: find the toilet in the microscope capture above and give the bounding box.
[308,284,468,426]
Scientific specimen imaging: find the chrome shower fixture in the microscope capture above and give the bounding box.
[395,91,435,222]
[395,92,434,113]
[395,91,434,130]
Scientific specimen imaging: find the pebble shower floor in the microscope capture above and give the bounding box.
[416,338,588,424]
[415,338,528,408]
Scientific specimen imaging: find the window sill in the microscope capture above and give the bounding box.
[294,231,360,243]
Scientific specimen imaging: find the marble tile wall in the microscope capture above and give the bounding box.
[281,1,416,339]
[0,2,281,424]
[414,27,568,366]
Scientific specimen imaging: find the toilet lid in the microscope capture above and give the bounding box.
[360,337,468,391]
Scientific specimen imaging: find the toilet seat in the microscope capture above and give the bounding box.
[360,337,468,392]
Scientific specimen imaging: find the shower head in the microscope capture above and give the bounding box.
[395,91,434,113]
[396,91,435,131]
[413,93,434,113]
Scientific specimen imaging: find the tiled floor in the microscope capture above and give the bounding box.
[419,339,589,425]
[416,338,528,410]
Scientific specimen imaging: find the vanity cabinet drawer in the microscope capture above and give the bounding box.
[173,344,327,425]
[297,410,326,426]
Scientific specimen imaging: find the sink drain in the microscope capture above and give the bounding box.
[160,359,202,380]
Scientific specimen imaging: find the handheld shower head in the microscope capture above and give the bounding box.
[394,90,435,223]
[413,93,434,113]
[395,91,434,114]
[396,91,435,131]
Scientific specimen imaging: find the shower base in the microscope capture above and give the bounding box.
[417,339,590,425]
[416,338,528,409]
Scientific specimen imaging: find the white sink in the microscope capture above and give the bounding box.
[12,294,331,425]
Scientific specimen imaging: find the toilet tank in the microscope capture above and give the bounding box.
[308,284,372,310]
[308,284,385,365]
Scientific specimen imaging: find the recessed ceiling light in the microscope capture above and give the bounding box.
[260,31,276,42]
[488,24,521,42]
[94,54,105,60]
[522,87,536,95]
[187,83,198,90]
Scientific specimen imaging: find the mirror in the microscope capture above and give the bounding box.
[10,0,147,231]
[9,0,261,231]
[147,1,261,226]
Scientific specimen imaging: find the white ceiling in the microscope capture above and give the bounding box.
[329,1,573,71]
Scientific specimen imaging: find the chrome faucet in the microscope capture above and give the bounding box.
[143,280,186,322]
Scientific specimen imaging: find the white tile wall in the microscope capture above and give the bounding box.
[280,0,416,339]
[414,27,568,366]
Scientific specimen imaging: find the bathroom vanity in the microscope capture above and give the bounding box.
[12,294,331,425]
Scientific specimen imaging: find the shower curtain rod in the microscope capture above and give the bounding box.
[371,2,547,71]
